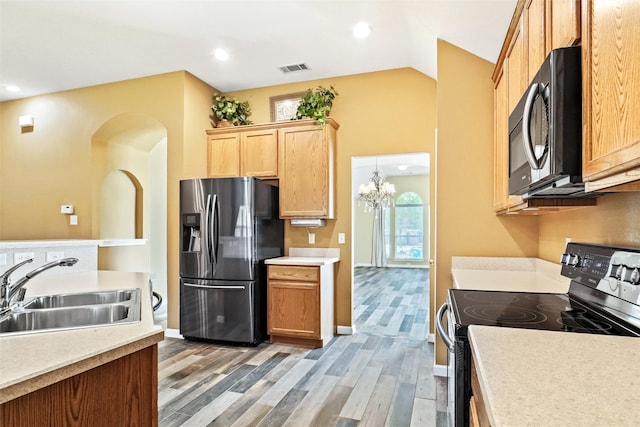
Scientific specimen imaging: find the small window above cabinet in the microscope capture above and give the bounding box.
[206,124,279,179]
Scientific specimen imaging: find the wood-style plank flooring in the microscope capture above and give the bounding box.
[158,267,447,426]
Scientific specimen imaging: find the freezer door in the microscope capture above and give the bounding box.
[179,279,264,344]
[180,177,256,281]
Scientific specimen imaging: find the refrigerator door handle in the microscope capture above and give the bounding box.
[183,283,246,290]
[205,194,213,267]
[213,194,220,261]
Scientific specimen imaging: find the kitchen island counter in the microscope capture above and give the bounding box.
[469,325,640,426]
[0,270,164,404]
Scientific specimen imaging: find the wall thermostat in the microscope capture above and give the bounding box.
[60,205,74,214]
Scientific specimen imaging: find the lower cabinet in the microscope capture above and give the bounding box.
[1,345,158,427]
[471,354,492,427]
[267,264,334,348]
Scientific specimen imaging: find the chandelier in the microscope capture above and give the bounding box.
[358,169,396,211]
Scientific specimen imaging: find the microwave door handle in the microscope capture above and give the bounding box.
[522,83,542,170]
[436,302,455,352]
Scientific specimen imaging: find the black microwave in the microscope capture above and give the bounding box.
[508,46,584,198]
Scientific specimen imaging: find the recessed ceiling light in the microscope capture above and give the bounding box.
[353,22,371,39]
[5,85,20,92]
[398,164,408,171]
[214,48,229,61]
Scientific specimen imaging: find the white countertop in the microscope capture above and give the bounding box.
[0,239,147,249]
[469,325,640,426]
[265,256,340,266]
[451,257,569,293]
[265,247,340,266]
[0,271,163,403]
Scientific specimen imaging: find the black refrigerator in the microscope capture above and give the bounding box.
[179,177,284,344]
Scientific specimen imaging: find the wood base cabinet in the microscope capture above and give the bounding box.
[267,264,335,348]
[0,345,158,427]
[470,354,491,427]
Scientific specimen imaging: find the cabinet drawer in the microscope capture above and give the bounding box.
[268,265,319,282]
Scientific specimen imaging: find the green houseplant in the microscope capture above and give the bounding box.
[294,85,338,125]
[211,94,252,127]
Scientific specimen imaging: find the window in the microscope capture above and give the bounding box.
[393,192,424,260]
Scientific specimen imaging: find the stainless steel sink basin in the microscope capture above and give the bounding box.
[23,289,135,309]
[0,288,141,335]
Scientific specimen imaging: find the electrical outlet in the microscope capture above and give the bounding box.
[15,252,35,263]
[338,233,346,244]
[47,251,65,262]
[308,233,315,244]
[0,254,7,266]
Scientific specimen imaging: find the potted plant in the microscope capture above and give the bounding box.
[211,94,253,127]
[294,85,338,125]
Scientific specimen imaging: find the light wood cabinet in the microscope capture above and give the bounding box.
[267,264,335,348]
[582,0,640,191]
[471,354,492,427]
[527,0,547,81]
[278,118,338,218]
[549,0,580,50]
[492,0,596,214]
[206,124,279,178]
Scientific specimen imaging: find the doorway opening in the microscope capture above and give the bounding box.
[91,113,168,325]
[351,153,431,338]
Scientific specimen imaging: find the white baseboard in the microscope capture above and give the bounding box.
[433,363,448,377]
[427,333,435,343]
[336,325,356,335]
[164,328,183,339]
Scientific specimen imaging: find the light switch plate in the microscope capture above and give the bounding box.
[308,233,315,244]
[47,251,64,262]
[0,254,7,266]
[70,215,78,225]
[15,252,34,263]
[338,233,346,244]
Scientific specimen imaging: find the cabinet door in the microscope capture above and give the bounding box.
[507,16,527,114]
[268,280,320,339]
[279,124,335,218]
[550,0,580,50]
[526,0,547,82]
[241,129,278,178]
[583,0,640,186]
[207,133,240,177]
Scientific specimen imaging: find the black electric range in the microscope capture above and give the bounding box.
[437,242,640,427]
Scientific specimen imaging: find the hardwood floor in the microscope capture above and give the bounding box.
[158,267,447,426]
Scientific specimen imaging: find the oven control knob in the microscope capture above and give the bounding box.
[568,254,581,267]
[560,253,570,265]
[614,265,625,280]
[630,268,640,285]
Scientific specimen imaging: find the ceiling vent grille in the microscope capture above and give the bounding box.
[278,63,310,74]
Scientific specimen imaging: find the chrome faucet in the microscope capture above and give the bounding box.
[0,258,34,310]
[0,258,79,309]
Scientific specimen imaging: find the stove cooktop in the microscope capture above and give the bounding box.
[449,289,637,338]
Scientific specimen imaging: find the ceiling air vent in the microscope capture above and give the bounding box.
[278,63,310,74]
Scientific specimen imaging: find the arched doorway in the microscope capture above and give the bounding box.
[91,113,168,325]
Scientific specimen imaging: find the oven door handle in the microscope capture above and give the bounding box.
[436,302,455,352]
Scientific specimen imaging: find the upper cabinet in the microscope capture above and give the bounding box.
[581,0,640,191]
[206,118,339,219]
[207,124,279,178]
[492,0,593,214]
[278,119,338,219]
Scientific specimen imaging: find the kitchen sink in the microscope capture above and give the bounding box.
[23,289,136,309]
[0,288,141,335]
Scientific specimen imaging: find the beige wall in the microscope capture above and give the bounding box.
[0,71,216,330]
[435,40,539,364]
[226,68,437,329]
[538,192,640,261]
